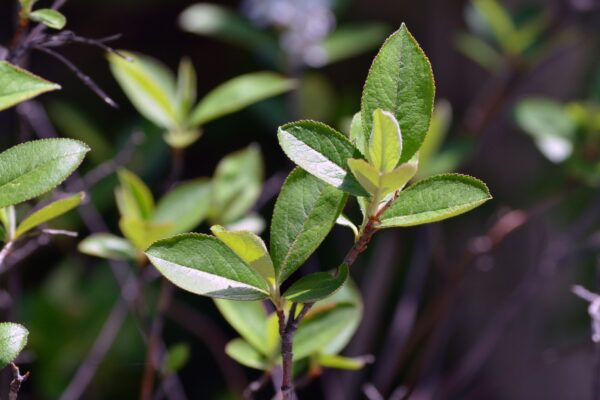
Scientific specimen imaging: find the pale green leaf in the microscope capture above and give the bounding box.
[146,233,270,300]
[368,109,402,172]
[190,72,296,127]
[379,162,418,195]
[379,174,491,228]
[116,169,154,220]
[176,57,197,116]
[361,24,435,163]
[348,158,417,197]
[270,168,347,283]
[29,8,66,30]
[0,322,28,369]
[418,99,452,172]
[315,353,369,370]
[349,112,367,156]
[336,214,359,238]
[224,213,265,234]
[283,264,348,303]
[225,338,268,370]
[0,139,89,208]
[0,61,60,111]
[278,120,367,196]
[78,233,138,261]
[347,158,379,195]
[454,33,504,72]
[153,179,211,235]
[163,343,190,374]
[321,23,389,65]
[119,218,172,251]
[214,299,267,353]
[15,192,83,238]
[472,0,515,51]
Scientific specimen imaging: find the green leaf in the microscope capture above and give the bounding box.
[176,57,197,116]
[0,61,60,111]
[0,322,28,369]
[0,139,89,208]
[349,112,367,156]
[225,338,268,370]
[283,264,348,303]
[361,24,435,164]
[348,158,416,197]
[211,225,274,288]
[78,233,138,261]
[321,23,389,65]
[454,33,503,72]
[210,145,263,224]
[315,353,369,370]
[418,99,452,173]
[163,343,190,374]
[29,8,66,30]
[146,233,270,300]
[115,169,154,220]
[336,214,359,238]
[214,299,268,353]
[108,51,178,129]
[278,120,367,196]
[368,109,402,172]
[270,168,347,283]
[472,0,515,52]
[189,72,296,127]
[153,179,211,235]
[15,192,83,238]
[379,174,491,228]
[119,218,172,251]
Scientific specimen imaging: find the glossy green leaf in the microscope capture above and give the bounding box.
[283,264,348,303]
[15,192,83,238]
[278,120,367,196]
[379,174,491,228]
[361,24,435,164]
[210,145,263,224]
[214,299,267,353]
[163,343,190,374]
[315,353,369,370]
[29,8,66,30]
[225,338,268,370]
[189,72,296,127]
[368,109,402,172]
[211,225,274,288]
[321,23,389,65]
[115,169,154,221]
[78,233,138,261]
[0,139,89,208]
[146,233,270,300]
[0,61,60,111]
[108,52,178,129]
[153,179,211,235]
[119,218,172,251]
[270,168,347,283]
[0,322,28,369]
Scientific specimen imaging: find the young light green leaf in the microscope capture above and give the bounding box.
[224,213,265,234]
[78,233,138,261]
[472,0,515,52]
[189,72,296,127]
[270,169,347,283]
[211,225,275,288]
[336,214,359,238]
[379,174,491,228]
[210,145,263,224]
[146,233,270,300]
[454,33,503,72]
[368,109,402,172]
[283,264,349,303]
[379,162,418,195]
[349,112,367,156]
[225,338,268,370]
[176,57,197,116]
[163,343,190,374]
[278,121,367,196]
[0,61,60,111]
[348,158,416,198]
[361,24,435,164]
[418,99,452,173]
[29,8,66,30]
[15,192,83,238]
[119,218,172,251]
[108,52,178,129]
[0,322,28,369]
[347,158,380,195]
[153,179,211,235]
[0,139,89,208]
[321,23,389,65]
[115,169,155,220]
[315,353,370,370]
[214,299,268,353]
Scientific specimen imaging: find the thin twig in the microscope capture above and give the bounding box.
[9,363,30,400]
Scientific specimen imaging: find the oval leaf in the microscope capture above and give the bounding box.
[29,9,66,30]
[0,139,89,208]
[283,264,349,303]
[78,233,138,261]
[379,174,491,228]
[146,233,270,300]
[15,192,83,238]
[115,169,155,220]
[368,109,402,172]
[0,61,60,111]
[214,299,268,354]
[361,24,435,163]
[225,338,268,370]
[0,322,28,369]
[153,179,211,235]
[278,120,367,196]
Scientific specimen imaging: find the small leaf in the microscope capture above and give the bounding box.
[283,264,348,303]
[379,174,491,228]
[115,169,154,221]
[270,168,347,283]
[278,120,367,196]
[0,139,89,208]
[336,214,359,238]
[349,112,367,156]
[347,158,380,195]
[176,57,197,115]
[15,192,83,238]
[29,8,66,30]
[368,109,402,172]
[119,218,172,251]
[189,72,296,127]
[146,233,270,300]
[0,61,60,111]
[361,24,435,163]
[163,343,190,374]
[153,179,211,235]
[108,51,178,129]
[418,100,452,174]
[348,158,416,197]
[214,299,268,354]
[224,213,265,234]
[454,33,503,72]
[225,338,268,370]
[211,225,274,288]
[0,322,28,369]
[78,233,138,261]
[321,23,389,65]
[471,0,515,52]
[315,353,370,370]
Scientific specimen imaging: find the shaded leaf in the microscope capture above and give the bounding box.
[0,322,28,369]
[29,8,66,30]
[78,233,138,261]
[315,353,370,370]
[214,299,268,353]
[225,338,268,370]
[176,57,197,116]
[283,264,348,303]
[115,169,154,221]
[153,179,211,235]
[119,218,172,251]
[0,61,60,111]
[321,23,389,65]
[15,192,83,238]
[336,214,358,238]
[163,343,190,374]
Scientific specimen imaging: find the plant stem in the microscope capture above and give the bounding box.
[9,363,29,400]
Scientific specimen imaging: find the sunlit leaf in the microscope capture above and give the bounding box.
[115,169,155,221]
[0,61,60,111]
[0,322,28,369]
